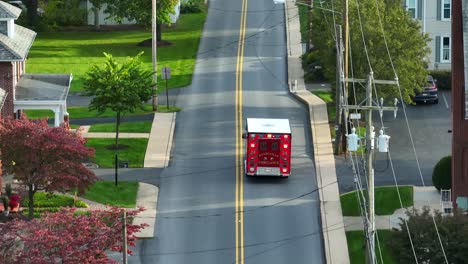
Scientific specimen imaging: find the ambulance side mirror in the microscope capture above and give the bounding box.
[242,132,247,139]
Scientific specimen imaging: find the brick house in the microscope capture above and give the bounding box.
[0,1,71,127]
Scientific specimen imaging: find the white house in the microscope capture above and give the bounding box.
[86,0,182,26]
[405,0,452,70]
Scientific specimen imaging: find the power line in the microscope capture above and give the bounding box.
[369,0,449,262]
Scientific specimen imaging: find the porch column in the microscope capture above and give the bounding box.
[53,106,60,127]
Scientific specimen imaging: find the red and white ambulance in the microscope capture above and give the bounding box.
[243,118,292,177]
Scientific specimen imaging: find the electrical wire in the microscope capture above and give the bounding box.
[370,0,449,262]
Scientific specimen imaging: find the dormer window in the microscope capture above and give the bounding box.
[0,21,7,36]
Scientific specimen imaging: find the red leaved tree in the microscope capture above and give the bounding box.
[0,116,97,218]
[0,207,147,263]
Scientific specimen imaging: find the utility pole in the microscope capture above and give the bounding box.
[152,0,158,111]
[122,210,128,264]
[334,25,344,155]
[345,73,398,264]
[342,0,349,154]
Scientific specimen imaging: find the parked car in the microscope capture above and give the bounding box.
[413,75,438,104]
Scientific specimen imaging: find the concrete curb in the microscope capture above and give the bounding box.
[284,1,350,263]
[144,112,176,168]
[133,182,159,238]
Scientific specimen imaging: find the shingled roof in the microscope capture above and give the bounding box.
[0,2,36,61]
[0,1,21,19]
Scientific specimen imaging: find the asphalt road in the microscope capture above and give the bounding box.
[336,90,452,193]
[133,0,325,263]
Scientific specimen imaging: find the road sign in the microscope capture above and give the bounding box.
[162,67,171,79]
[349,113,361,119]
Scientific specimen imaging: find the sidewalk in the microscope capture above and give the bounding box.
[71,112,176,239]
[284,1,350,263]
[344,186,442,231]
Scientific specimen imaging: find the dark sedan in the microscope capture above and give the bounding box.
[413,75,439,104]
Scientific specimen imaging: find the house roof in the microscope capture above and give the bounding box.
[0,24,36,61]
[15,74,72,101]
[0,1,21,19]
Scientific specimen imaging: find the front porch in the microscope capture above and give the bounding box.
[14,74,72,127]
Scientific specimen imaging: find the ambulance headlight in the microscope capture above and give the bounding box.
[249,168,254,172]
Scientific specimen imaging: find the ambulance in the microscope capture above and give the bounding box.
[242,118,292,177]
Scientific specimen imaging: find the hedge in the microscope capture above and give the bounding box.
[432,155,452,192]
[429,70,451,90]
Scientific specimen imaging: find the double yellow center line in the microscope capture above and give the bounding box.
[235,0,248,263]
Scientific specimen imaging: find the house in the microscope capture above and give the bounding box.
[0,1,71,127]
[85,0,182,26]
[405,0,452,70]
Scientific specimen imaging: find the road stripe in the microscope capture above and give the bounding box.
[235,0,248,263]
[442,91,449,109]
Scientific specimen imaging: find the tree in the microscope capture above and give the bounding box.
[83,52,155,148]
[388,207,468,263]
[0,207,147,263]
[24,0,40,29]
[103,0,179,41]
[0,116,97,218]
[311,0,430,104]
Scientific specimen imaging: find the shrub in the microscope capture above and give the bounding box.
[432,155,451,192]
[180,0,204,14]
[429,70,451,90]
[302,50,326,83]
[22,192,88,208]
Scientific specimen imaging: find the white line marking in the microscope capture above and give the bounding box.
[442,92,449,109]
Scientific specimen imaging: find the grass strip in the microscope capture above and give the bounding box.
[346,230,396,264]
[82,181,139,208]
[89,121,152,133]
[340,186,413,216]
[86,138,148,168]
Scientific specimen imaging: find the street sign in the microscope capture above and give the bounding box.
[349,113,361,119]
[162,67,171,79]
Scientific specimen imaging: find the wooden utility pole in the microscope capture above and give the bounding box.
[342,0,349,153]
[451,0,468,209]
[152,0,158,111]
[122,211,128,264]
[334,25,344,155]
[345,74,398,264]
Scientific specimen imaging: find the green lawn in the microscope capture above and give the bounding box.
[341,186,413,216]
[86,138,148,168]
[26,11,207,93]
[89,121,152,133]
[346,230,396,264]
[82,180,139,208]
[24,105,155,119]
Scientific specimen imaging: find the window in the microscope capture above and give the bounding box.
[260,142,267,151]
[441,36,451,63]
[0,21,7,36]
[442,0,451,20]
[406,0,417,19]
[271,142,278,151]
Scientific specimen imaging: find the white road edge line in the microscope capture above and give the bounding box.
[442,92,449,109]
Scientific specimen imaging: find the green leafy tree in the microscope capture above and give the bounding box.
[83,52,155,147]
[103,0,179,41]
[388,207,468,263]
[311,0,430,103]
